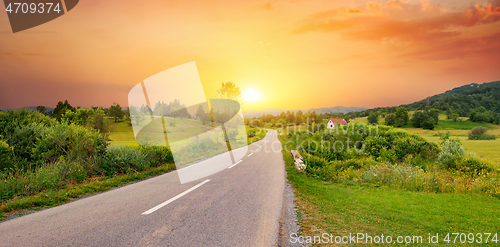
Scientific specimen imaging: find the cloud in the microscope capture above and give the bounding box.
[291,1,500,61]
[294,1,500,44]
[404,31,500,60]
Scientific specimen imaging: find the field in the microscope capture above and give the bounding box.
[280,136,500,246]
[286,163,500,246]
[349,114,500,166]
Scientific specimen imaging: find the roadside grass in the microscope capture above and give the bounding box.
[284,125,308,135]
[0,164,176,221]
[247,127,267,144]
[281,149,500,246]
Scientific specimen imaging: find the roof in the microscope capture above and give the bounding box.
[328,118,348,125]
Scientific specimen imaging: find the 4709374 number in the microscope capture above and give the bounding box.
[5,2,61,14]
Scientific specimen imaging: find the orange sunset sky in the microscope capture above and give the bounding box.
[0,0,499,111]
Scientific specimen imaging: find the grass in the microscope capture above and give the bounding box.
[435,119,497,130]
[349,113,500,166]
[109,120,264,146]
[0,122,267,220]
[0,164,176,221]
[281,148,500,246]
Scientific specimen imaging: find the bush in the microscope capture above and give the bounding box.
[437,139,466,170]
[455,155,491,174]
[468,135,496,140]
[364,136,389,158]
[333,158,377,171]
[469,126,488,136]
[106,146,149,173]
[0,110,56,167]
[0,139,14,171]
[136,145,174,165]
[421,120,434,130]
[303,153,328,169]
[247,129,256,138]
[32,122,106,163]
[0,109,56,138]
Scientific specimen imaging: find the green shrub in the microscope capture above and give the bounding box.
[364,136,389,158]
[0,139,14,171]
[107,146,149,173]
[377,147,397,163]
[437,139,467,170]
[0,109,56,138]
[32,122,106,163]
[333,158,377,171]
[0,157,90,201]
[421,120,435,130]
[247,129,256,138]
[468,135,496,140]
[455,155,491,174]
[136,145,174,165]
[469,126,488,136]
[303,153,328,169]
[8,123,45,167]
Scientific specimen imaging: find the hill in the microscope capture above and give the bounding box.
[0,106,54,112]
[355,80,500,121]
[402,80,500,117]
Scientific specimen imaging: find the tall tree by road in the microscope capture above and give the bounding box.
[108,103,124,123]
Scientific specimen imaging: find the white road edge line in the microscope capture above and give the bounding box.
[248,153,254,157]
[141,179,210,215]
[228,160,243,169]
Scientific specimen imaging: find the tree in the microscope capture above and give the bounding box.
[52,100,76,120]
[217,82,241,103]
[385,114,395,125]
[216,82,242,146]
[429,108,440,124]
[411,111,427,128]
[367,112,379,125]
[195,105,210,125]
[108,103,124,123]
[129,105,144,126]
[36,106,47,115]
[394,107,409,127]
[140,104,153,115]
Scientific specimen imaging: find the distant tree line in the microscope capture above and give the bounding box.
[361,81,500,128]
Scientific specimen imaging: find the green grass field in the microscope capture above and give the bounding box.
[282,149,500,246]
[349,114,500,166]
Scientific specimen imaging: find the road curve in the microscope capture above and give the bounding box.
[1,129,285,247]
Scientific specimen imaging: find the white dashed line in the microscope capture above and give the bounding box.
[141,179,210,215]
[248,153,254,157]
[228,160,243,169]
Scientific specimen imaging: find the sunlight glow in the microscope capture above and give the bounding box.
[242,88,262,102]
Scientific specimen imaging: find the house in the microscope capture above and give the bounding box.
[327,118,348,129]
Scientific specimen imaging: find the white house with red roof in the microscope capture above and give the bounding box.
[327,118,348,129]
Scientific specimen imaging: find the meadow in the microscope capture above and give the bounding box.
[351,114,500,166]
[278,121,500,246]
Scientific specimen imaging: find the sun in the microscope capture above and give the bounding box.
[242,88,262,102]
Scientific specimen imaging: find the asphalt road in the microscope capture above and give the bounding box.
[1,129,286,247]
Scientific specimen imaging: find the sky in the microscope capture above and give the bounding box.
[0,0,499,111]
